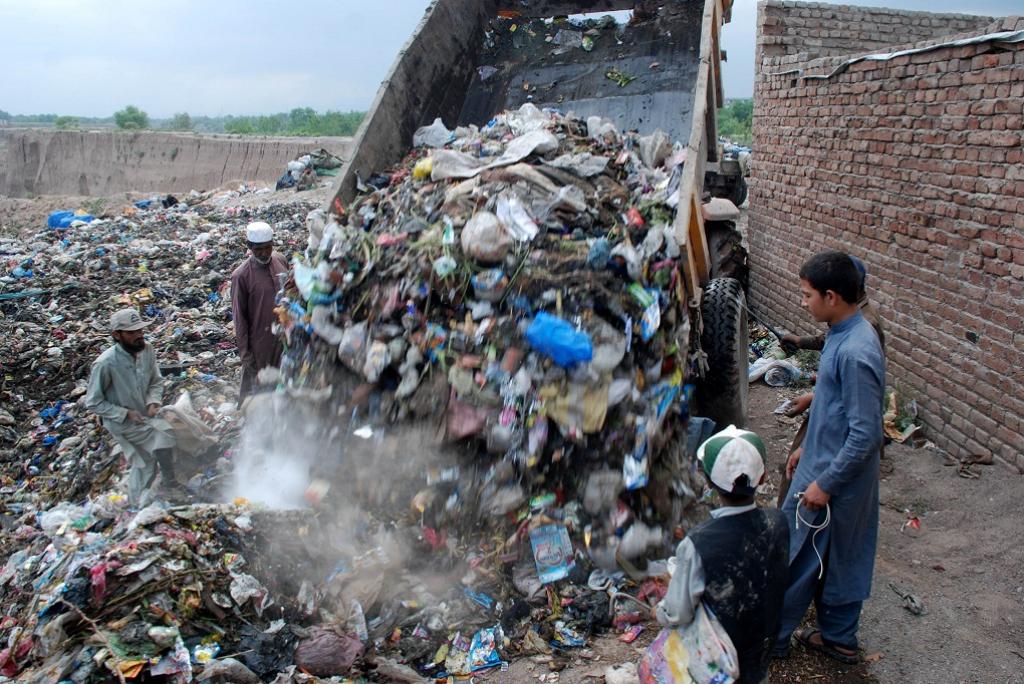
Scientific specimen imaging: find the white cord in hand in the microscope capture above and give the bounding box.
[794,492,831,580]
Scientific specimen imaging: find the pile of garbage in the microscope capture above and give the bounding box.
[275,150,345,192]
[286,101,708,532]
[254,104,722,676]
[0,499,318,683]
[0,199,312,509]
[0,103,729,681]
[748,326,808,388]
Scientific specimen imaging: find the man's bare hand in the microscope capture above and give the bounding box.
[146,404,161,417]
[786,392,814,417]
[786,447,802,480]
[801,481,831,510]
[781,333,801,355]
[125,410,145,423]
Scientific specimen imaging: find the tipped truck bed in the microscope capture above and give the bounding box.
[327,0,734,297]
[326,0,747,425]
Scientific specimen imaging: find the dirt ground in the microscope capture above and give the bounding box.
[0,193,142,237]
[752,381,1024,684]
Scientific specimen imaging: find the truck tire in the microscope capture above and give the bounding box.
[697,277,749,429]
[729,177,748,207]
[705,221,749,292]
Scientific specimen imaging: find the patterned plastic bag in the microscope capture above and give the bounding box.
[638,603,739,684]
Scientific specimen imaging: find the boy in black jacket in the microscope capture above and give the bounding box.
[656,425,790,684]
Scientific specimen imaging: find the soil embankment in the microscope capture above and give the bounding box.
[0,128,352,197]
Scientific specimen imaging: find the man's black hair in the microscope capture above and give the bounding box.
[705,472,757,506]
[799,251,861,304]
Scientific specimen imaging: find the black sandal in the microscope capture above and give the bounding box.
[794,628,860,664]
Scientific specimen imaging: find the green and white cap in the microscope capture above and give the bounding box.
[697,424,766,495]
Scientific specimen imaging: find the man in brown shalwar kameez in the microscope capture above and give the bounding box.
[231,221,289,402]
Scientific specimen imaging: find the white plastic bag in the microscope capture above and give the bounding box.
[413,117,452,148]
[310,306,345,346]
[462,211,512,261]
[505,103,550,135]
[495,194,539,242]
[160,392,217,456]
[292,260,318,300]
[489,130,559,168]
[305,208,328,255]
[545,153,610,178]
[431,131,559,180]
[748,357,803,386]
[587,115,619,142]
[638,129,672,169]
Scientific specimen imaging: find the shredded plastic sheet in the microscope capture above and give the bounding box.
[431,129,560,180]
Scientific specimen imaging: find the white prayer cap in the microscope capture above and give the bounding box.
[246,222,273,244]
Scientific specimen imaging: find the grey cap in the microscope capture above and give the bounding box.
[109,308,150,332]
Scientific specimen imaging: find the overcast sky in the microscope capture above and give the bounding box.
[0,0,1017,117]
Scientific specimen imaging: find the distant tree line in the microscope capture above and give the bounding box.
[717,98,753,147]
[0,106,365,137]
[219,108,365,136]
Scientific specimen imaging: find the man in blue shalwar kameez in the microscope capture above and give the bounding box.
[774,251,886,664]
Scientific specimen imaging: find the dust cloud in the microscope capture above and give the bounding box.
[224,385,480,639]
[225,387,462,549]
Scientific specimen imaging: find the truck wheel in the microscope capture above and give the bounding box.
[697,277,749,429]
[705,221,749,292]
[730,177,748,207]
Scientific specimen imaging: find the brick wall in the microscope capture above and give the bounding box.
[758,0,995,61]
[750,7,1024,471]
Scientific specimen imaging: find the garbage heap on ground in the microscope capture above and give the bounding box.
[0,499,320,683]
[747,325,809,389]
[0,200,312,510]
[276,150,345,192]
[0,199,341,682]
[0,104,728,682]
[259,104,724,676]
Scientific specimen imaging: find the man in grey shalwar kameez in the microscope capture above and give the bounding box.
[86,308,179,506]
[774,252,885,664]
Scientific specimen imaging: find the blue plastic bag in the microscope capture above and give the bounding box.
[47,210,75,228]
[468,626,505,672]
[49,212,94,229]
[525,313,592,368]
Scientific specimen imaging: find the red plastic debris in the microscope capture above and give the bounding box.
[619,625,644,643]
[421,526,447,552]
[626,207,645,228]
